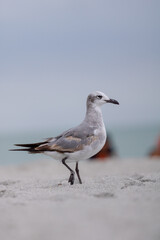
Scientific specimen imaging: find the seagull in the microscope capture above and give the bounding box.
[11,91,119,185]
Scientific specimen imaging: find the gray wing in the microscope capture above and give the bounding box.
[36,123,97,153]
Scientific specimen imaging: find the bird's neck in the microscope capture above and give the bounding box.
[84,104,104,127]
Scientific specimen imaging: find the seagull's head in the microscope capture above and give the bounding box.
[87,91,119,107]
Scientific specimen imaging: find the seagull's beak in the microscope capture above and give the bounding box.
[106,98,119,105]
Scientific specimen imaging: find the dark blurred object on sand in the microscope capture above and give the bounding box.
[90,134,116,160]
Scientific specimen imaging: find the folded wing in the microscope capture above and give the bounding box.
[10,125,96,154]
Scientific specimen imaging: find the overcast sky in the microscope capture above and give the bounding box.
[0,0,160,134]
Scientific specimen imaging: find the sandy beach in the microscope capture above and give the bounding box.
[0,158,160,240]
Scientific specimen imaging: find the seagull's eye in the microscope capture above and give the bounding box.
[97,95,102,99]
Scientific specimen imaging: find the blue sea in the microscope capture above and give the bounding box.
[1,124,160,165]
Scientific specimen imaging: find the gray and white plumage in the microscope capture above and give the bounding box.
[11,91,119,185]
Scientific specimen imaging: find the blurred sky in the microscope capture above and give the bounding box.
[0,0,160,134]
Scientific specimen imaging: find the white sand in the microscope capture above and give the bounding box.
[0,158,160,240]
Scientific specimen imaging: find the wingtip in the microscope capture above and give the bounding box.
[14,144,25,147]
[9,149,19,151]
[9,148,30,152]
[9,149,14,151]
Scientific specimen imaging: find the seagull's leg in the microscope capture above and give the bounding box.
[75,162,82,184]
[62,157,75,185]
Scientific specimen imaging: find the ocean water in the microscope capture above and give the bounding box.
[0,124,160,165]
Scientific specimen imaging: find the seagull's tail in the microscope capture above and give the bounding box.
[9,141,48,154]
